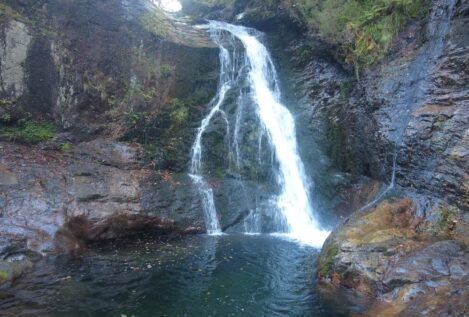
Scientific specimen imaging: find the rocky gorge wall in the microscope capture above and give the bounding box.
[315,1,469,314]
[0,0,222,266]
[184,0,468,315]
[261,0,468,314]
[0,0,468,313]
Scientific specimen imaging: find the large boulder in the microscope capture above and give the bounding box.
[317,198,469,316]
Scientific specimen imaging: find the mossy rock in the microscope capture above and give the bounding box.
[0,259,33,286]
[318,243,339,278]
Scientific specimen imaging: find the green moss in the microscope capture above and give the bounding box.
[290,0,427,76]
[0,121,56,144]
[59,142,72,152]
[320,244,339,277]
[0,3,29,24]
[0,98,15,123]
[141,8,172,39]
[339,81,354,100]
[438,207,451,231]
[0,270,8,283]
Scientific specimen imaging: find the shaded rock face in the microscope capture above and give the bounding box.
[0,0,221,257]
[251,0,469,215]
[312,1,468,314]
[0,0,218,134]
[208,0,469,315]
[362,0,468,210]
[0,141,205,255]
[179,0,468,228]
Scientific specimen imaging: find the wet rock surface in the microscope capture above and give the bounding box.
[0,141,205,256]
[0,0,222,261]
[257,0,469,315]
[317,198,469,316]
[362,0,469,210]
[0,0,467,315]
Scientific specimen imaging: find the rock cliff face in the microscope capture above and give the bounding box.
[305,0,469,314]
[0,0,219,261]
[0,0,218,129]
[0,0,468,312]
[192,0,468,315]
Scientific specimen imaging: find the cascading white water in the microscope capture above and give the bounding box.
[190,21,329,247]
[189,40,233,234]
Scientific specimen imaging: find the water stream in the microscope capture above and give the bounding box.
[190,21,329,247]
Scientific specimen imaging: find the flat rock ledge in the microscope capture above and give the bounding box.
[0,140,206,261]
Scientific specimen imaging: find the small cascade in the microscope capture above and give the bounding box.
[188,38,233,234]
[190,21,329,246]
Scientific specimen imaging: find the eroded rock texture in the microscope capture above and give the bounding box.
[318,198,469,316]
[313,0,468,315]
[0,0,219,259]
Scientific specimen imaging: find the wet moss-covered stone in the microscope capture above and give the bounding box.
[317,197,469,316]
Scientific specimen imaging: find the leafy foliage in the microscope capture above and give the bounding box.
[124,111,151,127]
[0,270,8,283]
[168,98,189,130]
[59,142,72,152]
[0,98,15,123]
[290,0,427,76]
[0,121,56,144]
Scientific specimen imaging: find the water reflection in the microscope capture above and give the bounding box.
[1,235,338,317]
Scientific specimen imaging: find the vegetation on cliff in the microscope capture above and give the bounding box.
[0,120,55,144]
[184,0,428,76]
[290,0,427,76]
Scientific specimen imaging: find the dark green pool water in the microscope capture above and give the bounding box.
[0,234,341,317]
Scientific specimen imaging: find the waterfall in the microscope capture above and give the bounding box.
[188,37,233,234]
[190,21,329,247]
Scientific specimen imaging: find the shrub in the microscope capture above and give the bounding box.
[124,111,150,127]
[168,98,189,129]
[0,121,56,144]
[59,142,72,152]
[290,0,427,77]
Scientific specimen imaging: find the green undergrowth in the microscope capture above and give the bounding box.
[290,0,427,77]
[0,120,56,144]
[123,97,202,170]
[59,142,72,152]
